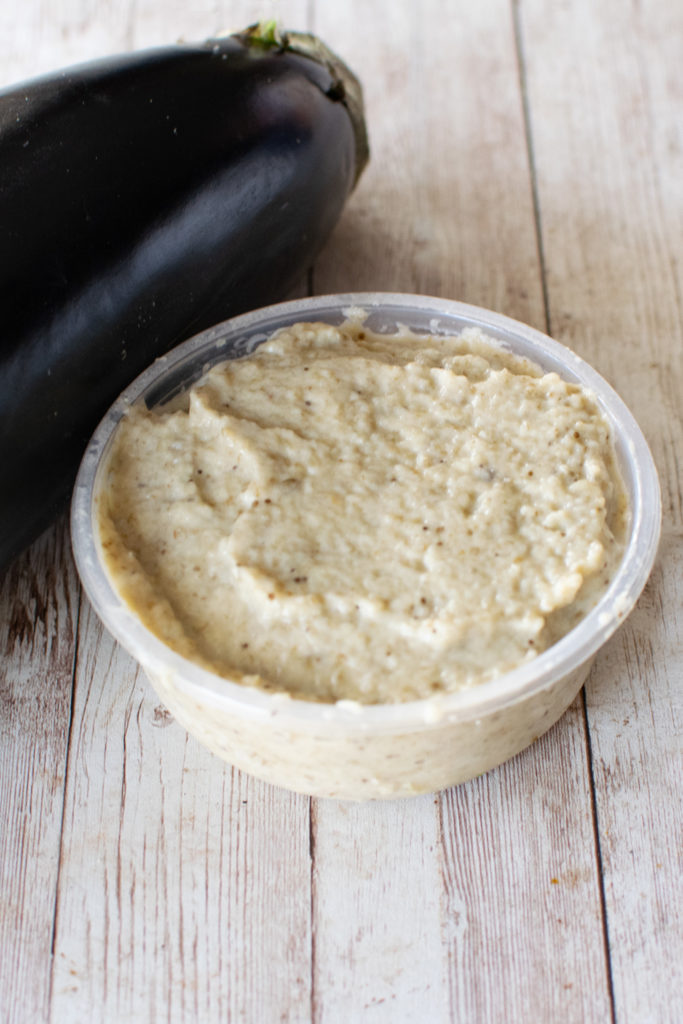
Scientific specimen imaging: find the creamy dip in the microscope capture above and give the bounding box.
[98,318,627,704]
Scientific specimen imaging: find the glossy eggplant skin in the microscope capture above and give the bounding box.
[0,32,367,571]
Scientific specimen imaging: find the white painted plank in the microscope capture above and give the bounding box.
[517,0,683,529]
[51,602,313,1023]
[518,0,683,1018]
[313,0,547,329]
[311,797,447,1022]
[0,521,79,1024]
[587,534,683,1024]
[439,700,612,1023]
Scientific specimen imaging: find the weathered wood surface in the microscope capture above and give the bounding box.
[0,1,680,1022]
[0,525,78,1022]
[518,3,683,1021]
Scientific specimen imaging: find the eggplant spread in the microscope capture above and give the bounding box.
[97,318,628,704]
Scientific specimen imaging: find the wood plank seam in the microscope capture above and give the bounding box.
[309,797,319,1024]
[581,687,618,1024]
[46,576,82,1016]
[513,5,618,1020]
[511,0,551,334]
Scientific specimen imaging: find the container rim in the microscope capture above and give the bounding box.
[71,292,662,730]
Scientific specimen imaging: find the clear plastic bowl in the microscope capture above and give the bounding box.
[71,294,661,800]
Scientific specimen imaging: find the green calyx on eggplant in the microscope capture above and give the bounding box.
[0,26,369,572]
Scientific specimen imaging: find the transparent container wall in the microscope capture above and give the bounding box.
[72,294,661,760]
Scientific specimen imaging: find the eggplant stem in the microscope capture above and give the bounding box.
[246,20,287,49]
[236,23,369,187]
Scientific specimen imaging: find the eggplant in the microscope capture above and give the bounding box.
[0,23,368,572]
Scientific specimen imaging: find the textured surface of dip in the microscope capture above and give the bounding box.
[98,319,627,704]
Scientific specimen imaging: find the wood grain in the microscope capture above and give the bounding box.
[586,535,683,1024]
[516,0,683,531]
[0,520,79,1024]
[311,796,446,1022]
[438,699,612,1024]
[518,0,683,1019]
[50,602,313,1023]
[313,0,546,327]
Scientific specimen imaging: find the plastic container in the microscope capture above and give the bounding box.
[71,294,661,799]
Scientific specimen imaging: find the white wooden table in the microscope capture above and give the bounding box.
[1,2,681,1021]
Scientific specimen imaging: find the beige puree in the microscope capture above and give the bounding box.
[98,319,627,705]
